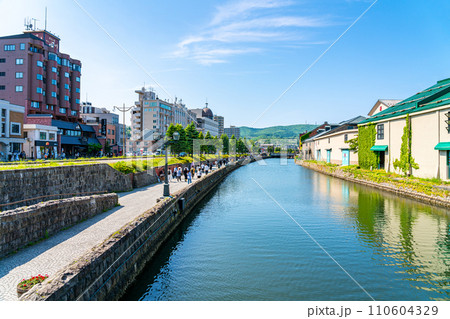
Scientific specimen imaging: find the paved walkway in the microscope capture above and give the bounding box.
[0,179,192,301]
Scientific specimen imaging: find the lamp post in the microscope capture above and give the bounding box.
[163,130,180,197]
[113,104,133,157]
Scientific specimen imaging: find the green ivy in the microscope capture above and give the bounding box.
[393,114,419,175]
[357,123,378,169]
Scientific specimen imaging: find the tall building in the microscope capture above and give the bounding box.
[190,103,219,136]
[214,115,224,136]
[224,125,240,139]
[130,87,195,154]
[133,87,194,138]
[0,29,81,123]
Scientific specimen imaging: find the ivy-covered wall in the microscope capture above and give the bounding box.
[393,114,419,175]
[358,123,378,169]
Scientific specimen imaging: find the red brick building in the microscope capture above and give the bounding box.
[0,30,81,123]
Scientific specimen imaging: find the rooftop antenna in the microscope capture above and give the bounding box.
[31,18,39,30]
[44,7,47,31]
[205,98,208,108]
[24,17,33,31]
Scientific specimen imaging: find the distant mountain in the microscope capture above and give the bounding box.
[239,124,318,140]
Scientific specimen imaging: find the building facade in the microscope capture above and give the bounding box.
[190,105,219,137]
[224,125,240,139]
[23,123,58,159]
[81,102,123,155]
[132,88,193,142]
[359,78,450,179]
[214,115,224,136]
[313,116,365,166]
[0,30,81,122]
[0,99,25,160]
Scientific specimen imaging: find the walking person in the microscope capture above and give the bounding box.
[183,166,189,181]
[187,171,192,184]
[176,166,182,182]
[172,167,177,181]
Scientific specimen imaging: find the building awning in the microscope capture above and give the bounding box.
[434,142,450,150]
[370,145,388,151]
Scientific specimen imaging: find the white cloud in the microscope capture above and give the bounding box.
[174,0,327,65]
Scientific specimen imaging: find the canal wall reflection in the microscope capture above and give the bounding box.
[312,172,450,300]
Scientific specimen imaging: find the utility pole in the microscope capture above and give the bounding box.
[113,104,133,156]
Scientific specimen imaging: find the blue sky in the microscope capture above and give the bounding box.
[1,0,450,128]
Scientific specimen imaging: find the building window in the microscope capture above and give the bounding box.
[40,132,47,140]
[4,44,15,51]
[36,87,43,94]
[48,52,57,61]
[20,43,25,50]
[0,85,5,90]
[75,99,80,104]
[49,133,56,141]
[64,95,69,101]
[51,92,57,98]
[71,111,77,116]
[30,101,40,108]
[64,72,69,78]
[51,79,57,85]
[0,72,5,76]
[10,122,21,135]
[0,58,5,63]
[16,58,24,65]
[15,72,23,78]
[76,76,80,82]
[37,60,43,67]
[64,84,70,90]
[15,85,23,92]
[52,66,57,73]
[37,74,43,80]
[76,88,80,93]
[344,134,348,142]
[59,107,66,114]
[377,124,384,140]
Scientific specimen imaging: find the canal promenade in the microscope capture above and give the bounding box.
[0,177,192,301]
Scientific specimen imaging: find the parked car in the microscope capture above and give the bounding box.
[179,152,187,157]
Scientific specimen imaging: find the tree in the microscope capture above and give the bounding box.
[204,131,212,154]
[221,134,229,155]
[185,122,199,155]
[198,131,205,154]
[87,143,102,157]
[229,135,236,155]
[346,136,358,152]
[172,124,187,155]
[237,138,246,154]
[104,141,112,155]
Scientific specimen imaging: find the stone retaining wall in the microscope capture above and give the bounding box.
[0,194,118,258]
[20,160,247,301]
[0,164,132,211]
[297,160,450,209]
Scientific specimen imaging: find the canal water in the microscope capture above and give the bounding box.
[122,159,450,301]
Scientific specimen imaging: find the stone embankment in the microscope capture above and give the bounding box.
[0,194,118,258]
[0,164,131,211]
[297,160,450,209]
[20,160,248,301]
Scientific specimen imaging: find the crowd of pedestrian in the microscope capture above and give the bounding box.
[161,158,231,185]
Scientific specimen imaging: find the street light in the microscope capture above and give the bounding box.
[163,130,180,197]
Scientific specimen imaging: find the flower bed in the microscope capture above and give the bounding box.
[17,274,49,295]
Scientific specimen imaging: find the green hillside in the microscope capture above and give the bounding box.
[239,124,318,140]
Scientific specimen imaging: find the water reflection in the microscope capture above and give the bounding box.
[313,173,450,300]
[122,160,450,301]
